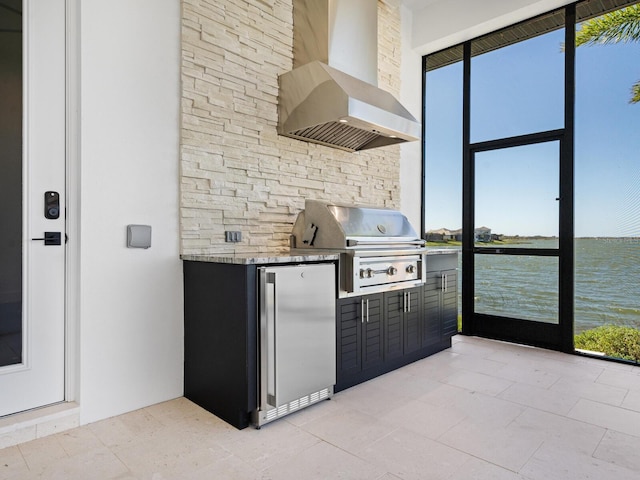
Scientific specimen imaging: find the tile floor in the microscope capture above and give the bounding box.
[2,335,640,479]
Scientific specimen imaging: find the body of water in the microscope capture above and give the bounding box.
[574,238,640,332]
[431,238,640,334]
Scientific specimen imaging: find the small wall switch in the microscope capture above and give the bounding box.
[225,231,242,243]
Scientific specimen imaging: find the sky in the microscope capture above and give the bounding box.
[424,19,640,238]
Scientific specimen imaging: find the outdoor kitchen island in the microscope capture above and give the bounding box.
[182,249,458,429]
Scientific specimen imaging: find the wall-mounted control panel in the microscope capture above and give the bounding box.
[127,224,152,249]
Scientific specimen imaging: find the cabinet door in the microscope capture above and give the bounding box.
[441,269,458,338]
[383,291,405,360]
[384,287,422,357]
[422,271,441,347]
[336,297,362,380]
[404,287,422,354]
[361,294,384,370]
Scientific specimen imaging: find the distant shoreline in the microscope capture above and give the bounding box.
[426,236,640,247]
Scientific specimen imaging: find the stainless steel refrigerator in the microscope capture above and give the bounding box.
[253,263,336,427]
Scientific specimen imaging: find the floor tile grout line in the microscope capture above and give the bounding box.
[295,424,400,476]
[589,426,611,460]
[572,395,640,416]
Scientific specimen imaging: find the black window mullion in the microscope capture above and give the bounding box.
[420,55,427,240]
[470,129,565,153]
[461,41,473,335]
[559,3,576,352]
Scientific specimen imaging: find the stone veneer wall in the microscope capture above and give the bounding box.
[181,0,404,255]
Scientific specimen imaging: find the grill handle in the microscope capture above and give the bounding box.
[346,239,425,247]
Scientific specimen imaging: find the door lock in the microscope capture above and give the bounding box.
[44,191,60,219]
[32,232,62,246]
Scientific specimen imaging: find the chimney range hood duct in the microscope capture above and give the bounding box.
[278,0,421,152]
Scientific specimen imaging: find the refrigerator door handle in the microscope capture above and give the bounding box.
[261,270,277,409]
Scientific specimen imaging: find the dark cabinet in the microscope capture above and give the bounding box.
[185,253,459,417]
[422,273,441,347]
[383,292,404,361]
[441,269,459,337]
[423,253,459,345]
[183,261,258,429]
[385,287,422,357]
[336,293,384,388]
[361,294,385,370]
[336,252,458,393]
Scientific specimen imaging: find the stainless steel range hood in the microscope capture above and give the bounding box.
[278,0,421,152]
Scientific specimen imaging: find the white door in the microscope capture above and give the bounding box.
[0,0,66,417]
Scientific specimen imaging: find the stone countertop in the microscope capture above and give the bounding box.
[180,253,339,265]
[425,248,460,255]
[182,249,455,264]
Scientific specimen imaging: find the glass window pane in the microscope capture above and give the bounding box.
[0,11,23,367]
[470,20,565,143]
[474,142,559,248]
[574,3,640,361]
[475,254,559,323]
[424,55,463,248]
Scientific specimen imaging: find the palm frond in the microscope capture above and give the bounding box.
[631,80,640,104]
[576,5,640,46]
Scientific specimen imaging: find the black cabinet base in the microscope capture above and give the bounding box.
[185,394,251,430]
[334,338,452,393]
[183,261,257,430]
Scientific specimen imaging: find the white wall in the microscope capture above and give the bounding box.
[399,3,423,231]
[78,0,183,423]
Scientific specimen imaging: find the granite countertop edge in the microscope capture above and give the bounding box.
[425,249,460,255]
[182,249,456,265]
[181,253,340,265]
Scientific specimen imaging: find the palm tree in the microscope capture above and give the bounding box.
[575,4,640,103]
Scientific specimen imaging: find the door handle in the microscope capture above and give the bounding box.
[366,299,369,323]
[403,291,411,313]
[361,298,370,323]
[31,232,61,246]
[263,271,277,409]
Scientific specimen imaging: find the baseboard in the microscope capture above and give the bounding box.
[0,402,80,449]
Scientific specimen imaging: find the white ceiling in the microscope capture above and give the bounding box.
[404,0,576,54]
[400,0,442,10]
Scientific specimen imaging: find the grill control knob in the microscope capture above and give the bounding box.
[366,268,374,278]
[387,266,398,276]
[406,265,416,274]
[359,269,366,278]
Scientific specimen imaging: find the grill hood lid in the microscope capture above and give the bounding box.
[277,0,421,152]
[291,200,423,250]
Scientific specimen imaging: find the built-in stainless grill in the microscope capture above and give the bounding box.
[290,200,426,297]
